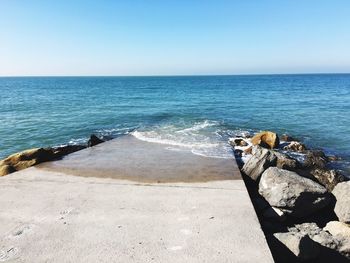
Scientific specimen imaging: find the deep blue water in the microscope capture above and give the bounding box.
[0,75,349,174]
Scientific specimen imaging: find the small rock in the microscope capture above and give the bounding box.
[88,134,105,147]
[259,167,331,217]
[273,231,320,260]
[310,168,345,191]
[332,181,350,223]
[229,138,248,147]
[242,146,277,180]
[251,131,280,149]
[327,155,342,162]
[283,141,307,152]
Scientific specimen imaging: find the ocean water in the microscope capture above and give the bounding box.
[0,75,349,174]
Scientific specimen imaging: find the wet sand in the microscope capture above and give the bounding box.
[39,135,241,183]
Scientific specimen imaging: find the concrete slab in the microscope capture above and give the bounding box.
[0,136,273,262]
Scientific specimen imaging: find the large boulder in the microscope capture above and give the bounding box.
[241,146,277,180]
[332,181,350,223]
[259,167,331,217]
[310,168,345,191]
[251,131,280,149]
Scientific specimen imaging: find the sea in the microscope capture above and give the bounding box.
[1,74,349,175]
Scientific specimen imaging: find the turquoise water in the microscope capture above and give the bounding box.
[1,75,349,173]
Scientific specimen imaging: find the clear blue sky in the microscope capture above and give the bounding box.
[1,0,350,76]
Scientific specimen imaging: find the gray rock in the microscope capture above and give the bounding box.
[273,231,320,260]
[241,146,277,180]
[332,181,350,223]
[324,221,350,238]
[274,151,298,171]
[290,223,340,251]
[310,168,345,191]
[259,167,331,217]
[287,222,350,260]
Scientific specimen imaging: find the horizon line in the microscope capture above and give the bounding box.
[1,72,350,78]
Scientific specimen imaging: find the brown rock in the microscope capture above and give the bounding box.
[0,145,86,176]
[251,131,279,149]
[0,164,16,176]
[303,150,327,169]
[1,148,55,171]
[283,141,307,152]
[310,168,345,191]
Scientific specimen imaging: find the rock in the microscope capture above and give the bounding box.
[0,148,55,171]
[88,134,105,147]
[273,231,320,260]
[0,164,16,176]
[273,151,298,171]
[280,134,296,142]
[327,155,342,161]
[324,221,350,237]
[283,141,307,152]
[289,223,340,251]
[303,150,327,169]
[324,221,350,258]
[0,145,86,176]
[310,168,345,191]
[332,181,350,223]
[262,206,286,222]
[51,145,86,158]
[241,146,277,180]
[259,167,331,217]
[229,138,248,147]
[243,146,253,155]
[251,131,280,149]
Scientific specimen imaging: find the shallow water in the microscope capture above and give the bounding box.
[0,75,349,174]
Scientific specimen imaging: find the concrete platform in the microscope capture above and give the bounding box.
[0,136,273,262]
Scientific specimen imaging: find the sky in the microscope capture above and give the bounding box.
[0,0,350,76]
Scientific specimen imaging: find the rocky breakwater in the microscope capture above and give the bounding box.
[0,134,105,176]
[229,131,349,262]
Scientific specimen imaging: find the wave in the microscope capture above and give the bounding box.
[131,120,235,159]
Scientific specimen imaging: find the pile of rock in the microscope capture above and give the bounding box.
[0,134,105,176]
[230,131,349,262]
